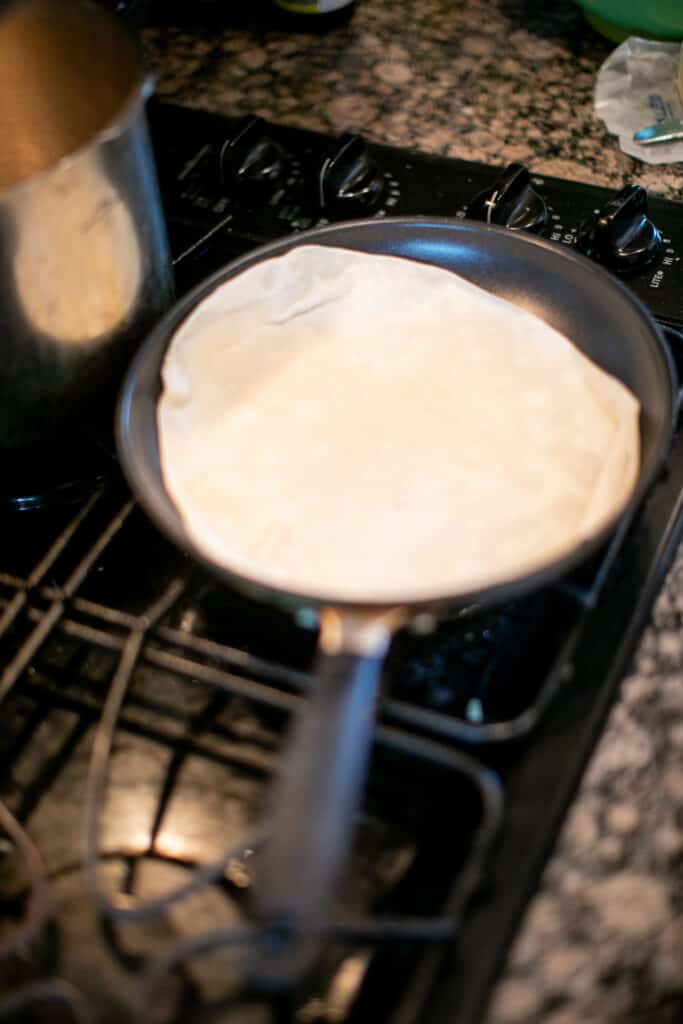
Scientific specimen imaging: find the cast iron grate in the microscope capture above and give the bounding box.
[0,462,622,1023]
[0,474,537,1022]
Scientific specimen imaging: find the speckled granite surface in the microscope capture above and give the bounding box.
[141,2,683,1021]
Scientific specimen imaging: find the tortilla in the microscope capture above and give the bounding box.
[157,244,640,603]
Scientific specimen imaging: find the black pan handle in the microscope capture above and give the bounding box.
[249,608,398,995]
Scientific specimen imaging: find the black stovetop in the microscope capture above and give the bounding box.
[0,101,682,1024]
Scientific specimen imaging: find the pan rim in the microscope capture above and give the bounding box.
[116,216,677,613]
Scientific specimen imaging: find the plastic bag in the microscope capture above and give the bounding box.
[594,36,683,164]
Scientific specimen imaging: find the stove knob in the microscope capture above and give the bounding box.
[577,185,662,271]
[318,133,385,217]
[466,163,548,232]
[219,116,286,195]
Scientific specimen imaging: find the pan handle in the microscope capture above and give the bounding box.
[249,607,400,995]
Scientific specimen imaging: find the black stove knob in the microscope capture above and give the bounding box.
[318,133,385,217]
[466,163,548,233]
[219,116,286,195]
[576,185,662,272]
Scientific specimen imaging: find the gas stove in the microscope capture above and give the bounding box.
[1,101,682,1024]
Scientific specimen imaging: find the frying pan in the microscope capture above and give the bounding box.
[117,218,676,993]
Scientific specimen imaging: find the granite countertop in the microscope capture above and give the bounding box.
[142,3,683,1021]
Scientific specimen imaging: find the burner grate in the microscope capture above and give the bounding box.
[0,477,504,1023]
[0,347,679,1024]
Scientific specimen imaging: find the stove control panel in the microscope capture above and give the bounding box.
[150,102,683,330]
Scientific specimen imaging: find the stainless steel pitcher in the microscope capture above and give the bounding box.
[0,0,173,451]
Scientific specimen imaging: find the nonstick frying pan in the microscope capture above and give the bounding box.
[117,218,676,994]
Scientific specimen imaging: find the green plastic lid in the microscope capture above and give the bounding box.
[577,1,683,41]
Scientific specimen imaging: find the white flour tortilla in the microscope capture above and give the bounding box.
[158,244,640,603]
